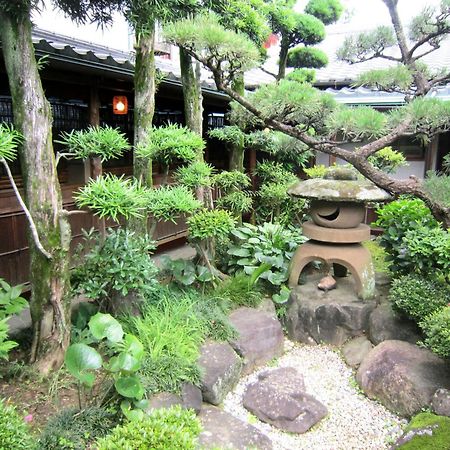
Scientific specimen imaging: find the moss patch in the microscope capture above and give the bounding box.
[363,239,390,274]
[397,412,450,449]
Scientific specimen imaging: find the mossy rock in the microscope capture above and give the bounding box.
[395,412,450,449]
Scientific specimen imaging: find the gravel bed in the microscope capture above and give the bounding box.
[223,340,406,450]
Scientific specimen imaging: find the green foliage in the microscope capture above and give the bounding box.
[225,222,306,288]
[208,125,245,146]
[173,161,214,189]
[71,228,158,303]
[337,25,396,63]
[287,12,326,46]
[136,124,204,166]
[304,0,343,25]
[374,197,438,273]
[401,226,450,279]
[254,160,297,184]
[145,185,201,222]
[57,126,130,162]
[398,412,450,450]
[356,65,414,92]
[165,13,261,78]
[367,146,406,174]
[0,279,27,360]
[252,80,336,132]
[304,164,327,178]
[408,2,450,45]
[95,405,201,450]
[213,170,251,190]
[187,209,236,240]
[37,407,117,450]
[389,274,449,322]
[287,46,328,69]
[75,174,147,222]
[0,124,21,162]
[216,191,253,215]
[420,306,450,359]
[212,273,264,308]
[159,257,214,286]
[285,68,316,83]
[326,106,388,141]
[424,172,450,207]
[0,400,34,450]
[64,313,146,419]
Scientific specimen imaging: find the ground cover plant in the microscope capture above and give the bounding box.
[0,399,34,450]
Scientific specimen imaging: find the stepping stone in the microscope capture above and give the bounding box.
[243,367,328,433]
[198,405,272,450]
[147,383,202,414]
[229,308,284,375]
[198,341,242,405]
[342,335,373,368]
[357,340,450,416]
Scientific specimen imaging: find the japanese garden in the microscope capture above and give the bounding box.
[0,0,449,448]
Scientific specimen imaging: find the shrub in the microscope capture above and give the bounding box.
[212,273,264,308]
[363,239,390,273]
[424,171,450,207]
[399,412,450,450]
[389,274,449,322]
[0,400,34,450]
[225,222,306,288]
[420,306,450,359]
[374,197,439,273]
[367,146,406,174]
[37,407,117,450]
[71,228,158,307]
[187,209,236,240]
[95,405,201,450]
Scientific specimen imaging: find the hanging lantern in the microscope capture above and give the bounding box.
[113,96,128,115]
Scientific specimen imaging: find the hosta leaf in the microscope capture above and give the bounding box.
[115,375,144,400]
[64,343,102,387]
[89,313,124,343]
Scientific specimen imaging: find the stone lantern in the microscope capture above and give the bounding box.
[287,169,391,300]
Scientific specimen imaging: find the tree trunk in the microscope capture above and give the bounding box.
[229,73,245,172]
[180,47,203,135]
[129,27,156,235]
[0,10,71,374]
[277,38,290,81]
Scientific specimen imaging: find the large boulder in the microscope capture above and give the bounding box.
[285,280,376,346]
[356,340,450,416]
[342,336,373,368]
[368,303,421,345]
[198,405,272,450]
[147,382,202,414]
[243,367,328,433]
[229,308,284,375]
[197,341,242,405]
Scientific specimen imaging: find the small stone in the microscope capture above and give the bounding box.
[147,392,183,411]
[318,275,337,291]
[342,336,373,368]
[243,367,328,433]
[431,389,450,417]
[181,382,202,414]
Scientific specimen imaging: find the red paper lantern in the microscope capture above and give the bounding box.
[113,96,128,115]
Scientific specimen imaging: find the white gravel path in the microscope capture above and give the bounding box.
[223,340,406,450]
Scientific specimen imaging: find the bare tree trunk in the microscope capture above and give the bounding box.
[277,38,289,81]
[129,27,156,235]
[0,10,71,374]
[229,73,245,172]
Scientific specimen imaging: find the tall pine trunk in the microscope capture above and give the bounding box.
[179,47,207,203]
[0,10,71,374]
[229,73,245,172]
[129,27,156,235]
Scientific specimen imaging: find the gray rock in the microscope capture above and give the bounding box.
[198,341,242,405]
[257,298,277,319]
[342,336,373,368]
[431,388,450,417]
[368,303,421,346]
[229,308,284,375]
[198,405,272,450]
[356,340,450,416]
[243,367,327,433]
[285,279,376,346]
[181,382,203,414]
[147,392,183,411]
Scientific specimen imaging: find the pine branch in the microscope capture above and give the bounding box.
[1,158,52,260]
